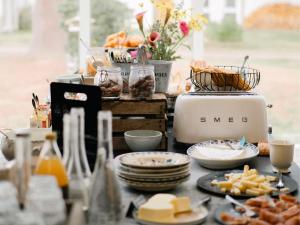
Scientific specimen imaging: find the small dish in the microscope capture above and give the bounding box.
[124,130,162,151]
[134,206,208,225]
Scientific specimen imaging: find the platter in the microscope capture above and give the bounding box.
[197,170,298,198]
[187,140,259,169]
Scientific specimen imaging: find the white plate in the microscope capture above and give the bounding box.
[134,206,208,225]
[187,140,259,169]
[119,175,190,192]
[118,172,190,182]
[118,168,190,179]
[118,164,190,174]
[117,152,190,169]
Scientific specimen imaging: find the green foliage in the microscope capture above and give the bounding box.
[19,6,32,31]
[206,17,243,42]
[58,0,132,57]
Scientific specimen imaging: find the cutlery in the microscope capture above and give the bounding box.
[240,55,249,76]
[195,195,211,208]
[225,137,246,150]
[80,38,103,69]
[80,75,85,84]
[32,93,40,108]
[225,195,256,217]
[32,98,39,120]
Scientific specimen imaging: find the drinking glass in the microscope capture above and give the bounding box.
[269,139,294,188]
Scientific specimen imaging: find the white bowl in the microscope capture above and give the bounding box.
[187,140,259,169]
[124,130,162,152]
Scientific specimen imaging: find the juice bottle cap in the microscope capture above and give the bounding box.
[45,132,57,140]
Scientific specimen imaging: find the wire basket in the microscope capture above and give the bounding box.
[190,66,260,92]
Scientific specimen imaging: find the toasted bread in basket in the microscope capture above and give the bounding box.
[191,62,251,91]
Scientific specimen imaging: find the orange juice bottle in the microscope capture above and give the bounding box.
[35,132,69,196]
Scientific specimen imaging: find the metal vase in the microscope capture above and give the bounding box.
[149,60,173,93]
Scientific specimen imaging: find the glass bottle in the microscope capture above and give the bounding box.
[35,132,69,197]
[65,108,91,210]
[88,111,122,225]
[14,129,32,207]
[94,66,123,97]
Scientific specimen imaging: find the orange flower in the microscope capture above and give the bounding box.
[164,8,171,26]
[136,11,146,33]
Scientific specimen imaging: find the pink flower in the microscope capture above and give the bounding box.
[129,50,152,59]
[179,21,189,37]
[130,50,138,59]
[147,31,161,47]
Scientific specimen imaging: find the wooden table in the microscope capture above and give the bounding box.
[118,132,300,225]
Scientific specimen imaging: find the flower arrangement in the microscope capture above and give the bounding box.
[135,0,208,61]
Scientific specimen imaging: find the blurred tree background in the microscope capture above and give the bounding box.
[59,0,132,57]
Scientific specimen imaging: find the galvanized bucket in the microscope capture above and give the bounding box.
[149,60,173,93]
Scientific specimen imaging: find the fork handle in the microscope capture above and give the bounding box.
[225,195,246,209]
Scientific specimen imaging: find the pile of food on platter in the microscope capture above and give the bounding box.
[103,31,143,48]
[211,165,280,196]
[220,194,300,225]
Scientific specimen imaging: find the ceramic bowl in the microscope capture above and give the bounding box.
[124,130,162,152]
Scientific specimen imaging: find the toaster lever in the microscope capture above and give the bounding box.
[267,104,273,108]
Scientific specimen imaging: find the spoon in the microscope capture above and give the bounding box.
[80,38,103,69]
[225,195,257,217]
[225,137,246,150]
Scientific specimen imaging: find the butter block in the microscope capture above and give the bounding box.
[137,195,176,223]
[171,197,192,213]
[137,194,193,223]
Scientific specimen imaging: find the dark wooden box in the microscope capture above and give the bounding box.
[102,94,168,154]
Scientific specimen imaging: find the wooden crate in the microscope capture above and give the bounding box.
[102,94,168,153]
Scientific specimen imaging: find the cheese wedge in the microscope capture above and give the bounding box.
[137,194,176,223]
[171,197,192,213]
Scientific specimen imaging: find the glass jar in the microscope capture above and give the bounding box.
[94,66,123,97]
[86,47,106,76]
[129,65,155,98]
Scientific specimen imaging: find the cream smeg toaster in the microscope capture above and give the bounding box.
[173,92,269,144]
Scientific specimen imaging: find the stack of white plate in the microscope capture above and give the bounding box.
[116,152,190,192]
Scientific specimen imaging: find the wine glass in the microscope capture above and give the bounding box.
[269,139,294,188]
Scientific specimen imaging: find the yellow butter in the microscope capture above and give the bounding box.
[137,194,177,223]
[171,196,192,213]
[137,194,192,223]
